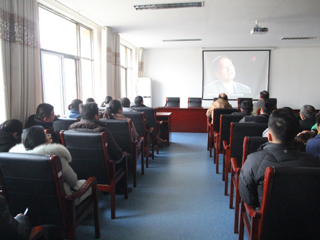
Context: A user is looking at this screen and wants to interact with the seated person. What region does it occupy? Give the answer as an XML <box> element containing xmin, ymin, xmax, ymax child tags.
<box><xmin>299</xmin><ymin>105</ymin><xmax>316</xmax><ymax>131</ymax></box>
<box><xmin>0</xmin><ymin>119</ymin><xmax>23</xmax><ymax>152</ymax></box>
<box><xmin>239</xmin><ymin>109</ymin><xmax>320</xmax><ymax>209</ymax></box>
<box><xmin>67</xmin><ymin>99</ymin><xmax>82</xmax><ymax>119</ymax></box>
<box><xmin>120</xmin><ymin>97</ymin><xmax>136</xmax><ymax>112</ymax></box>
<box><xmin>306</xmin><ymin>113</ymin><xmax>320</xmax><ymax>159</ymax></box>
<box><xmin>239</xmin><ymin>102</ymin><xmax>275</xmax><ymax>124</ymax></box>
<box><xmin>252</xmin><ymin>90</ymin><xmax>269</xmax><ymax>116</ymax></box>
<box><xmin>25</xmin><ymin>103</ymin><xmax>59</xmax><ymax>143</ymax></box>
<box><xmin>86</xmin><ymin>98</ymin><xmax>95</xmax><ymax>103</ymax></box>
<box><xmin>231</xmin><ymin>100</ymin><xmax>253</xmax><ymax>116</ymax></box>
<box><xmin>206</xmin><ymin>93</ymin><xmax>232</xmax><ymax>123</ymax></box>
<box><xmin>103</xmin><ymin>100</ymin><xmax>139</xmax><ymax>141</ymax></box>
<box><xmin>100</xmin><ymin>96</ymin><xmax>112</xmax><ymax>108</ymax></box>
<box><xmin>0</xmin><ymin>194</ymin><xmax>31</xmax><ymax>240</ymax></box>
<box><xmin>10</xmin><ymin>126</ymin><xmax>91</xmax><ymax>205</ymax></box>
<box><xmin>68</xmin><ymin>103</ymin><xmax>131</xmax><ymax>163</ymax></box>
<box><xmin>131</xmin><ymin>96</ymin><xmax>147</xmax><ymax>108</ymax></box>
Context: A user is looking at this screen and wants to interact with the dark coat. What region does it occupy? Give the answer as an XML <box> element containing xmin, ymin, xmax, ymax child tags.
<box><xmin>231</xmin><ymin>110</ymin><xmax>252</xmax><ymax>116</ymax></box>
<box><xmin>0</xmin><ymin>130</ymin><xmax>18</xmax><ymax>152</ymax></box>
<box><xmin>299</xmin><ymin>118</ymin><xmax>316</xmax><ymax>131</ymax></box>
<box><xmin>0</xmin><ymin>195</ymin><xmax>31</xmax><ymax>240</ymax></box>
<box><xmin>68</xmin><ymin>120</ymin><xmax>123</xmax><ymax>160</ymax></box>
<box><xmin>239</xmin><ymin>114</ymin><xmax>269</xmax><ymax>124</ymax></box>
<box><xmin>239</xmin><ymin>142</ymin><xmax>320</xmax><ymax>208</ymax></box>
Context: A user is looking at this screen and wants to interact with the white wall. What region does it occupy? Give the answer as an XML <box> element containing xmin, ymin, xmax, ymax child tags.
<box><xmin>144</xmin><ymin>47</ymin><xmax>320</xmax><ymax>109</ymax></box>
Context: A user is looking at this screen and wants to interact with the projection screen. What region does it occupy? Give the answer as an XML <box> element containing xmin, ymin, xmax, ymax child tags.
<box><xmin>202</xmin><ymin>50</ymin><xmax>270</xmax><ymax>100</ymax></box>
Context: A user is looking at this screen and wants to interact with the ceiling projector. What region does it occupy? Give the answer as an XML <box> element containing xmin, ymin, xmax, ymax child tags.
<box><xmin>250</xmin><ymin>26</ymin><xmax>268</xmax><ymax>34</ymax></box>
<box><xmin>250</xmin><ymin>20</ymin><xmax>268</xmax><ymax>34</ymax></box>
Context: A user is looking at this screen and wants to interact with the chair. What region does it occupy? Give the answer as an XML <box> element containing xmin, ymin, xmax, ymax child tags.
<box><xmin>223</xmin><ymin>122</ymin><xmax>267</xmax><ymax>195</ymax></box>
<box><xmin>134</xmin><ymin>107</ymin><xmax>156</xmax><ymax>159</ymax></box>
<box><xmin>60</xmin><ymin>131</ymin><xmax>128</xmax><ymax>219</ymax></box>
<box><xmin>53</xmin><ymin>118</ymin><xmax>79</xmax><ymax>136</ymax></box>
<box><xmin>188</xmin><ymin>97</ymin><xmax>202</xmax><ymax>108</ymax></box>
<box><xmin>230</xmin><ymin>136</ymin><xmax>268</xmax><ymax>233</ymax></box>
<box><xmin>239</xmin><ymin>166</ymin><xmax>320</xmax><ymax>240</ymax></box>
<box><xmin>123</xmin><ymin>111</ymin><xmax>154</xmax><ymax>168</ymax></box>
<box><xmin>29</xmin><ymin>226</ymin><xmax>49</xmax><ymax>240</ymax></box>
<box><xmin>237</xmin><ymin>98</ymin><xmax>252</xmax><ymax>111</ymax></box>
<box><xmin>0</xmin><ymin>153</ymin><xmax>100</xmax><ymax>240</ymax></box>
<box><xmin>213</xmin><ymin>114</ymin><xmax>243</xmax><ymax>173</ymax></box>
<box><xmin>165</xmin><ymin>97</ymin><xmax>180</xmax><ymax>108</ymax></box>
<box><xmin>100</xmin><ymin>119</ymin><xmax>144</xmax><ymax>187</ymax></box>
<box><xmin>267</xmin><ymin>98</ymin><xmax>277</xmax><ymax>108</ymax></box>
<box><xmin>208</xmin><ymin>108</ymin><xmax>238</xmax><ymax>157</ymax></box>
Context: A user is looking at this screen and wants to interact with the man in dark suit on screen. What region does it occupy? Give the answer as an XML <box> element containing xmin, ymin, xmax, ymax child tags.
<box><xmin>205</xmin><ymin>56</ymin><xmax>251</xmax><ymax>97</ymax></box>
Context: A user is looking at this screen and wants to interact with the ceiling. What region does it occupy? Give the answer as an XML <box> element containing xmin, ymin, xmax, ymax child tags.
<box><xmin>51</xmin><ymin>0</ymin><xmax>320</xmax><ymax>49</ymax></box>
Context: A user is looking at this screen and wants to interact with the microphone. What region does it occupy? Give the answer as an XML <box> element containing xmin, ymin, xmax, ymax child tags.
<box><xmin>164</xmin><ymin>101</ymin><xmax>167</xmax><ymax>108</ymax></box>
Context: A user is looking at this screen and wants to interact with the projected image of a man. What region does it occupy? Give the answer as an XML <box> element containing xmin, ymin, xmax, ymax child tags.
<box><xmin>208</xmin><ymin>56</ymin><xmax>251</xmax><ymax>95</ymax></box>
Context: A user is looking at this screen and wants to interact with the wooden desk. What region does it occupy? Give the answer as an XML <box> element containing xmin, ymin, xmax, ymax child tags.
<box><xmin>156</xmin><ymin>108</ymin><xmax>207</xmax><ymax>133</ymax></box>
<box><xmin>156</xmin><ymin>112</ymin><xmax>172</xmax><ymax>145</ymax></box>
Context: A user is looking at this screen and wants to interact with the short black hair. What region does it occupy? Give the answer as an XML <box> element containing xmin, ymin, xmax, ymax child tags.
<box><xmin>268</xmin><ymin>108</ymin><xmax>300</xmax><ymax>143</ymax></box>
<box><xmin>134</xmin><ymin>96</ymin><xmax>143</xmax><ymax>105</ymax></box>
<box><xmin>0</xmin><ymin>119</ymin><xmax>23</xmax><ymax>138</ymax></box>
<box><xmin>81</xmin><ymin>103</ymin><xmax>99</xmax><ymax>120</ymax></box>
<box><xmin>68</xmin><ymin>99</ymin><xmax>82</xmax><ymax>111</ymax></box>
<box><xmin>262</xmin><ymin>102</ymin><xmax>275</xmax><ymax>115</ymax></box>
<box><xmin>260</xmin><ymin>90</ymin><xmax>269</xmax><ymax>100</ymax></box>
<box><xmin>22</xmin><ymin>126</ymin><xmax>47</xmax><ymax>150</ymax></box>
<box><xmin>218</xmin><ymin>93</ymin><xmax>228</xmax><ymax>101</ymax></box>
<box><xmin>104</xmin><ymin>96</ymin><xmax>112</xmax><ymax>104</ymax></box>
<box><xmin>300</xmin><ymin>105</ymin><xmax>316</xmax><ymax>119</ymax></box>
<box><xmin>86</xmin><ymin>98</ymin><xmax>95</xmax><ymax>103</ymax></box>
<box><xmin>104</xmin><ymin>100</ymin><xmax>122</xmax><ymax>119</ymax></box>
<box><xmin>36</xmin><ymin>103</ymin><xmax>54</xmax><ymax>120</ymax></box>
<box><xmin>316</xmin><ymin>112</ymin><xmax>320</xmax><ymax>126</ymax></box>
<box><xmin>120</xmin><ymin>97</ymin><xmax>131</xmax><ymax>108</ymax></box>
<box><xmin>240</xmin><ymin>100</ymin><xmax>253</xmax><ymax>111</ymax></box>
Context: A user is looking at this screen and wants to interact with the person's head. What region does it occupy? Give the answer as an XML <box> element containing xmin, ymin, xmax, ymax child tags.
<box><xmin>120</xmin><ymin>97</ymin><xmax>131</xmax><ymax>108</ymax></box>
<box><xmin>104</xmin><ymin>96</ymin><xmax>112</xmax><ymax>104</ymax></box>
<box><xmin>134</xmin><ymin>96</ymin><xmax>144</xmax><ymax>105</ymax></box>
<box><xmin>22</xmin><ymin>126</ymin><xmax>50</xmax><ymax>150</ymax></box>
<box><xmin>261</xmin><ymin>102</ymin><xmax>276</xmax><ymax>116</ymax></box>
<box><xmin>68</xmin><ymin>99</ymin><xmax>82</xmax><ymax>111</ymax></box>
<box><xmin>300</xmin><ymin>105</ymin><xmax>316</xmax><ymax>120</ymax></box>
<box><xmin>240</xmin><ymin>100</ymin><xmax>253</xmax><ymax>112</ymax></box>
<box><xmin>213</xmin><ymin>56</ymin><xmax>236</xmax><ymax>83</ymax></box>
<box><xmin>86</xmin><ymin>98</ymin><xmax>95</xmax><ymax>103</ymax></box>
<box><xmin>81</xmin><ymin>103</ymin><xmax>99</xmax><ymax>121</ymax></box>
<box><xmin>0</xmin><ymin>119</ymin><xmax>23</xmax><ymax>140</ymax></box>
<box><xmin>260</xmin><ymin>90</ymin><xmax>269</xmax><ymax>100</ymax></box>
<box><xmin>36</xmin><ymin>103</ymin><xmax>55</xmax><ymax>123</ymax></box>
<box><xmin>268</xmin><ymin>108</ymin><xmax>300</xmax><ymax>144</ymax></box>
<box><xmin>104</xmin><ymin>100</ymin><xmax>122</xmax><ymax>119</ymax></box>
<box><xmin>218</xmin><ymin>93</ymin><xmax>228</xmax><ymax>101</ymax></box>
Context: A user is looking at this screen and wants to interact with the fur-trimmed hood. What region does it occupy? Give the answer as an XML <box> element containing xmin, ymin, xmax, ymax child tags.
<box><xmin>9</xmin><ymin>143</ymin><xmax>72</xmax><ymax>163</ymax></box>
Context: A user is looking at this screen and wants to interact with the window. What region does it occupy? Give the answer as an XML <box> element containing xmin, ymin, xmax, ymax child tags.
<box><xmin>120</xmin><ymin>45</ymin><xmax>133</xmax><ymax>98</ymax></box>
<box><xmin>39</xmin><ymin>6</ymin><xmax>93</xmax><ymax>116</ymax></box>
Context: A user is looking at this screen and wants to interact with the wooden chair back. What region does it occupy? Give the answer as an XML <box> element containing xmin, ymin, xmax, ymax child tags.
<box><xmin>212</xmin><ymin>108</ymin><xmax>238</xmax><ymax>133</ymax></box>
<box><xmin>53</xmin><ymin>118</ymin><xmax>79</xmax><ymax>136</ymax></box>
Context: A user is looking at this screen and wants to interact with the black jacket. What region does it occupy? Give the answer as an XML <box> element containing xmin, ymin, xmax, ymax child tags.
<box><xmin>239</xmin><ymin>142</ymin><xmax>320</xmax><ymax>208</ymax></box>
<box><xmin>25</xmin><ymin>115</ymin><xmax>59</xmax><ymax>143</ymax></box>
<box><xmin>0</xmin><ymin>195</ymin><xmax>31</xmax><ymax>240</ymax></box>
<box><xmin>239</xmin><ymin>114</ymin><xmax>269</xmax><ymax>124</ymax></box>
<box><xmin>0</xmin><ymin>130</ymin><xmax>18</xmax><ymax>152</ymax></box>
<box><xmin>299</xmin><ymin>118</ymin><xmax>316</xmax><ymax>131</ymax></box>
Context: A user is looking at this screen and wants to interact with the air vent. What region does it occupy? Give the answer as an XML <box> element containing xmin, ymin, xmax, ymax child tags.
<box><xmin>163</xmin><ymin>39</ymin><xmax>202</xmax><ymax>42</ymax></box>
<box><xmin>281</xmin><ymin>37</ymin><xmax>320</xmax><ymax>40</ymax></box>
<box><xmin>134</xmin><ymin>2</ymin><xmax>204</xmax><ymax>10</ymax></box>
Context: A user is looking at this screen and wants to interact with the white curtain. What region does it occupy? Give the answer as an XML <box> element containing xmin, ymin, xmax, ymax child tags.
<box><xmin>106</xmin><ymin>27</ymin><xmax>120</xmax><ymax>99</ymax></box>
<box><xmin>0</xmin><ymin>0</ymin><xmax>41</xmax><ymax>124</ymax></box>
<box><xmin>138</xmin><ymin>47</ymin><xmax>144</xmax><ymax>78</ymax></box>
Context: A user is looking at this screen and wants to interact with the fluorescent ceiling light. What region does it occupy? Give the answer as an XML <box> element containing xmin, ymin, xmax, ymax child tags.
<box><xmin>281</xmin><ymin>37</ymin><xmax>320</xmax><ymax>40</ymax></box>
<box><xmin>163</xmin><ymin>39</ymin><xmax>202</xmax><ymax>42</ymax></box>
<box><xmin>134</xmin><ymin>2</ymin><xmax>204</xmax><ymax>10</ymax></box>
